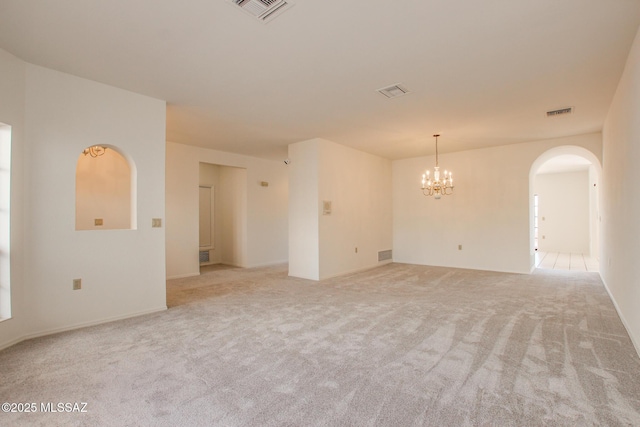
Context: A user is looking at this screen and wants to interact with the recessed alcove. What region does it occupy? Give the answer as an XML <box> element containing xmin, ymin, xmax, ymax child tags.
<box><xmin>76</xmin><ymin>145</ymin><xmax>136</xmax><ymax>230</ymax></box>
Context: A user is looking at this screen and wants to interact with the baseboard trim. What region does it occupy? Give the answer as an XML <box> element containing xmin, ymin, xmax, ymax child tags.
<box><xmin>600</xmin><ymin>274</ymin><xmax>640</xmax><ymax>358</ymax></box>
<box><xmin>247</xmin><ymin>260</ymin><xmax>288</xmax><ymax>269</ymax></box>
<box><xmin>167</xmin><ymin>272</ymin><xmax>199</xmax><ymax>280</ymax></box>
<box><xmin>319</xmin><ymin>261</ymin><xmax>392</xmax><ymax>281</ymax></box>
<box><xmin>0</xmin><ymin>335</ymin><xmax>26</xmax><ymax>352</ymax></box>
<box><xmin>0</xmin><ymin>306</ymin><xmax>167</xmax><ymax>352</ymax></box>
<box><xmin>393</xmin><ymin>260</ymin><xmax>531</xmax><ymax>275</ymax></box>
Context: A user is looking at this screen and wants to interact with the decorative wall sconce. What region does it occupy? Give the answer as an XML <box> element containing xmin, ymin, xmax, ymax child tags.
<box><xmin>83</xmin><ymin>146</ymin><xmax>106</xmax><ymax>157</ymax></box>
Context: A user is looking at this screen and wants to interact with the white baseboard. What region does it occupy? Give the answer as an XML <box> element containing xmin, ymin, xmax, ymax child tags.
<box><xmin>247</xmin><ymin>260</ymin><xmax>288</xmax><ymax>268</ymax></box>
<box><xmin>0</xmin><ymin>306</ymin><xmax>167</xmax><ymax>352</ymax></box>
<box><xmin>0</xmin><ymin>335</ymin><xmax>26</xmax><ymax>352</ymax></box>
<box><xmin>318</xmin><ymin>260</ymin><xmax>393</xmax><ymax>281</ymax></box>
<box><xmin>600</xmin><ymin>274</ymin><xmax>640</xmax><ymax>358</ymax></box>
<box><xmin>167</xmin><ymin>272</ymin><xmax>199</xmax><ymax>280</ymax></box>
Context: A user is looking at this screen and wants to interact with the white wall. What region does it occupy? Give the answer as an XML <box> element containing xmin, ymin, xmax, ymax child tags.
<box><xmin>0</xmin><ymin>53</ymin><xmax>167</xmax><ymax>350</ymax></box>
<box><xmin>601</xmin><ymin>26</ymin><xmax>640</xmax><ymax>354</ymax></box>
<box><xmin>288</xmin><ymin>138</ymin><xmax>392</xmax><ymax>281</ymax></box>
<box><xmin>288</xmin><ymin>140</ymin><xmax>319</xmax><ymax>280</ymax></box>
<box><xmin>534</xmin><ymin>171</ymin><xmax>590</xmax><ymax>254</ymax></box>
<box><xmin>588</xmin><ymin>165</ymin><xmax>600</xmax><ymax>258</ymax></box>
<box><xmin>23</xmin><ymin>64</ymin><xmax>167</xmax><ymax>337</ymax></box>
<box><xmin>166</xmin><ymin>142</ymin><xmax>288</xmax><ymax>279</ymax></box>
<box><xmin>393</xmin><ymin>133</ymin><xmax>602</xmax><ymax>274</ymax></box>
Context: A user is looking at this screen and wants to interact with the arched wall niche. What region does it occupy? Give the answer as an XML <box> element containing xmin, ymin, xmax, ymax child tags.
<box><xmin>75</xmin><ymin>144</ymin><xmax>137</xmax><ymax>230</ymax></box>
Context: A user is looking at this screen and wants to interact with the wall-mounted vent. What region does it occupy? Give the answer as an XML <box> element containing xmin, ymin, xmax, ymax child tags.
<box><xmin>546</xmin><ymin>107</ymin><xmax>573</xmax><ymax>117</ymax></box>
<box><xmin>378</xmin><ymin>249</ymin><xmax>392</xmax><ymax>262</ymax></box>
<box><xmin>377</xmin><ymin>84</ymin><xmax>410</xmax><ymax>99</ymax></box>
<box><xmin>228</xmin><ymin>0</ymin><xmax>294</xmax><ymax>23</ymax></box>
<box><xmin>199</xmin><ymin>250</ymin><xmax>210</xmax><ymax>264</ymax></box>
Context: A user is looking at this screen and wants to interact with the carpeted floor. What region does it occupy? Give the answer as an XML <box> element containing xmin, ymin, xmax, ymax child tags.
<box><xmin>1</xmin><ymin>263</ymin><xmax>639</xmax><ymax>426</ymax></box>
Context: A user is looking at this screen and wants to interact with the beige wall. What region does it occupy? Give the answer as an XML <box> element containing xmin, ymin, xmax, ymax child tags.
<box><xmin>166</xmin><ymin>142</ymin><xmax>288</xmax><ymax>279</ymax></box>
<box><xmin>288</xmin><ymin>138</ymin><xmax>393</xmax><ymax>281</ymax></box>
<box><xmin>602</xmin><ymin>26</ymin><xmax>640</xmax><ymax>354</ymax></box>
<box><xmin>287</xmin><ymin>140</ymin><xmax>320</xmax><ymax>280</ymax></box>
<box><xmin>76</xmin><ymin>148</ymin><xmax>132</xmax><ymax>230</ymax></box>
<box><xmin>198</xmin><ymin>162</ymin><xmax>248</xmax><ymax>268</ymax></box>
<box><xmin>392</xmin><ymin>133</ymin><xmax>602</xmax><ymax>274</ymax></box>
<box><xmin>218</xmin><ymin>166</ymin><xmax>248</xmax><ymax>267</ymax></box>
<box><xmin>0</xmin><ymin>53</ymin><xmax>167</xmax><ymax>350</ymax></box>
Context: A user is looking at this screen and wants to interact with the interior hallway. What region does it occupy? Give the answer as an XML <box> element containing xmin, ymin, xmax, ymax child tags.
<box><xmin>535</xmin><ymin>251</ymin><xmax>599</xmax><ymax>272</ymax></box>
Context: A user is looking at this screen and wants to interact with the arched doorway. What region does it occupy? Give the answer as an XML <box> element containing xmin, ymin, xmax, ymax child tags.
<box><xmin>529</xmin><ymin>146</ymin><xmax>601</xmax><ymax>271</ymax></box>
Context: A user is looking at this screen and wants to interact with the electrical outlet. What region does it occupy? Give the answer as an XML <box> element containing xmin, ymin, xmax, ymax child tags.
<box><xmin>152</xmin><ymin>218</ymin><xmax>162</xmax><ymax>228</ymax></box>
<box><xmin>458</xmin><ymin>244</ymin><xmax>462</xmax><ymax>250</ymax></box>
<box><xmin>355</xmin><ymin>247</ymin><xmax>358</xmax><ymax>253</ymax></box>
<box><xmin>73</xmin><ymin>279</ymin><xmax>82</xmax><ymax>290</ymax></box>
<box><xmin>94</xmin><ymin>218</ymin><xmax>103</xmax><ymax>226</ymax></box>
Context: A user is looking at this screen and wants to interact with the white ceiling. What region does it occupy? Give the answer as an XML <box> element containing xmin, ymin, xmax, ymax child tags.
<box><xmin>0</xmin><ymin>0</ymin><xmax>639</xmax><ymax>161</ymax></box>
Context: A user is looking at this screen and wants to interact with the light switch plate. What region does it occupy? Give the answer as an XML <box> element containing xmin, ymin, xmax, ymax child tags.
<box><xmin>152</xmin><ymin>218</ymin><xmax>162</xmax><ymax>228</ymax></box>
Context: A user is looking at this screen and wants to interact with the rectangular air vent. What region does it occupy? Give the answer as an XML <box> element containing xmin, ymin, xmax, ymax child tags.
<box><xmin>546</xmin><ymin>107</ymin><xmax>573</xmax><ymax>117</ymax></box>
<box><xmin>199</xmin><ymin>250</ymin><xmax>210</xmax><ymax>264</ymax></box>
<box><xmin>378</xmin><ymin>250</ymin><xmax>392</xmax><ymax>262</ymax></box>
<box><xmin>229</xmin><ymin>0</ymin><xmax>294</xmax><ymax>23</ymax></box>
<box><xmin>377</xmin><ymin>84</ymin><xmax>409</xmax><ymax>99</ymax></box>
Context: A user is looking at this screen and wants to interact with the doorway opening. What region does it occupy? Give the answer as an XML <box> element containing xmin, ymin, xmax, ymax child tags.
<box><xmin>199</xmin><ymin>162</ymin><xmax>247</xmax><ymax>270</ymax></box>
<box><xmin>529</xmin><ymin>146</ymin><xmax>601</xmax><ymax>272</ymax></box>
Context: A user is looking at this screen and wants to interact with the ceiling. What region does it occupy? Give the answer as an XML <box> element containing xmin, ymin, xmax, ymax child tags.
<box><xmin>0</xmin><ymin>1</ymin><xmax>639</xmax><ymax>161</ymax></box>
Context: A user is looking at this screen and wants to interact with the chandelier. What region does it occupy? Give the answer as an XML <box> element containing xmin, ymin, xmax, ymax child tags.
<box><xmin>83</xmin><ymin>146</ymin><xmax>106</xmax><ymax>157</ymax></box>
<box><xmin>421</xmin><ymin>134</ymin><xmax>453</xmax><ymax>199</ymax></box>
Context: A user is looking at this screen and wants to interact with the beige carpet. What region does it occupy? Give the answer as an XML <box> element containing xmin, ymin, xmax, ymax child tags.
<box><xmin>1</xmin><ymin>263</ymin><xmax>640</xmax><ymax>426</ymax></box>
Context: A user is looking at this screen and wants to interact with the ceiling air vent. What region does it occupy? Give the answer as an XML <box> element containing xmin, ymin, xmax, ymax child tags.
<box><xmin>546</xmin><ymin>107</ymin><xmax>573</xmax><ymax>117</ymax></box>
<box><xmin>228</xmin><ymin>0</ymin><xmax>294</xmax><ymax>23</ymax></box>
<box><xmin>377</xmin><ymin>84</ymin><xmax>410</xmax><ymax>99</ymax></box>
